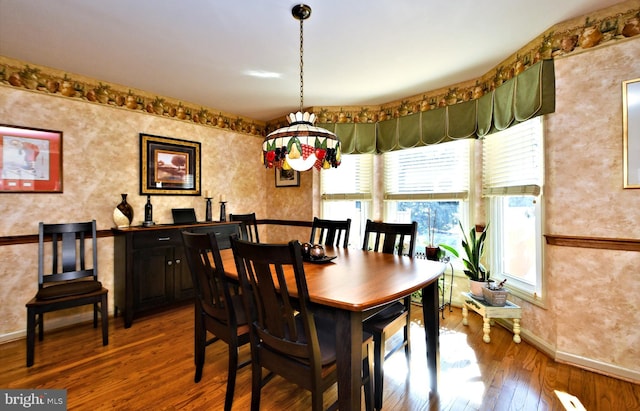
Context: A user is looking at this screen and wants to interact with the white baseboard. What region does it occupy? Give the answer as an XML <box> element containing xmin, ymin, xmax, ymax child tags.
<box><xmin>451</xmin><ymin>305</ymin><xmax>640</xmax><ymax>384</ymax></box>
<box><xmin>0</xmin><ymin>312</ymin><xmax>99</xmax><ymax>344</ymax></box>
<box><xmin>556</xmin><ymin>350</ymin><xmax>640</xmax><ymax>384</ymax></box>
<box><xmin>0</xmin><ymin>330</ymin><xmax>25</xmax><ymax>344</ymax></box>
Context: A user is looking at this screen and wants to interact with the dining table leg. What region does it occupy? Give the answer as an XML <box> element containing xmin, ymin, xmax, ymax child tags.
<box><xmin>335</xmin><ymin>308</ymin><xmax>363</xmax><ymax>410</ymax></box>
<box><xmin>422</xmin><ymin>279</ymin><xmax>440</xmax><ymax>395</ymax></box>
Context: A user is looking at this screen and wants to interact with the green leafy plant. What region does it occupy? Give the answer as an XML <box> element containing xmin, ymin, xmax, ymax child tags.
<box><xmin>440</xmin><ymin>222</ymin><xmax>489</xmax><ymax>282</ymax></box>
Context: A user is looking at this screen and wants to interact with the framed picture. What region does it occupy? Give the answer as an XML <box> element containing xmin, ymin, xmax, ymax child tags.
<box><xmin>140</xmin><ymin>133</ymin><xmax>201</xmax><ymax>195</ymax></box>
<box><xmin>275</xmin><ymin>168</ymin><xmax>300</xmax><ymax>187</ymax></box>
<box><xmin>0</xmin><ymin>124</ymin><xmax>63</xmax><ymax>193</ymax></box>
<box><xmin>624</xmin><ymin>78</ymin><xmax>640</xmax><ymax>188</ymax></box>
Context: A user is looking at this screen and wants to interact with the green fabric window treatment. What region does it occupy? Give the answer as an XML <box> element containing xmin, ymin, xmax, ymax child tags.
<box><xmin>319</xmin><ymin>59</ymin><xmax>554</xmax><ymax>154</ymax></box>
<box><xmin>319</xmin><ymin>122</ymin><xmax>377</xmax><ymax>154</ymax></box>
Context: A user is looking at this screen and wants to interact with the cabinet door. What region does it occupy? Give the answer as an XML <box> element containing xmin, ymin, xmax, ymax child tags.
<box><xmin>173</xmin><ymin>246</ymin><xmax>194</xmax><ymax>301</ymax></box>
<box><xmin>133</xmin><ymin>247</ymin><xmax>173</xmax><ymax>310</ymax></box>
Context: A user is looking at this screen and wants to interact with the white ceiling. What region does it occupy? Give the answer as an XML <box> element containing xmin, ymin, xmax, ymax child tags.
<box><xmin>0</xmin><ymin>0</ymin><xmax>624</xmax><ymax>122</ymax></box>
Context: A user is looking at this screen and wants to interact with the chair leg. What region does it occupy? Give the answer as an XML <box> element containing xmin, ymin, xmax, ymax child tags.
<box><xmin>225</xmin><ymin>345</ymin><xmax>239</xmax><ymax>411</ymax></box>
<box><xmin>93</xmin><ymin>302</ymin><xmax>99</xmax><ymax>328</ymax></box>
<box><xmin>37</xmin><ymin>312</ymin><xmax>44</xmax><ymax>341</ymax></box>
<box><xmin>101</xmin><ymin>295</ymin><xmax>109</xmax><ymax>346</ymax></box>
<box><xmin>250</xmin><ymin>362</ymin><xmax>262</xmax><ymax>411</ymax></box>
<box><xmin>373</xmin><ymin>333</ymin><xmax>385</xmax><ymax>410</ymax></box>
<box><xmin>26</xmin><ymin>308</ymin><xmax>36</xmax><ymax>367</ymax></box>
<box><xmin>363</xmin><ymin>341</ymin><xmax>374</xmax><ymax>411</ymax></box>
<box><xmin>311</xmin><ymin>389</ymin><xmax>323</xmax><ymax>411</ymax></box>
<box><xmin>404</xmin><ymin>327</ymin><xmax>411</xmax><ymax>359</ymax></box>
<box><xmin>404</xmin><ymin>301</ymin><xmax>411</xmax><ymax>358</ymax></box>
<box><xmin>194</xmin><ymin>317</ymin><xmax>205</xmax><ymax>383</ymax></box>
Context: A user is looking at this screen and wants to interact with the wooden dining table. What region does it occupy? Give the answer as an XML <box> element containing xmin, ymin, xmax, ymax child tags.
<box><xmin>220</xmin><ymin>245</ymin><xmax>446</xmax><ymax>410</ymax></box>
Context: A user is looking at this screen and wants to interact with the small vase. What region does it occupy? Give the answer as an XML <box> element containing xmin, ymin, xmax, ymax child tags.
<box><xmin>113</xmin><ymin>193</ymin><xmax>134</xmax><ymax>227</ymax></box>
<box><xmin>425</xmin><ymin>246</ymin><xmax>440</xmax><ymax>261</ymax></box>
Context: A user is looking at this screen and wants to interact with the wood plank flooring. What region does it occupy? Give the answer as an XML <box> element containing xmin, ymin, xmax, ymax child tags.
<box><xmin>1</xmin><ymin>304</ymin><xmax>639</xmax><ymax>410</ymax></box>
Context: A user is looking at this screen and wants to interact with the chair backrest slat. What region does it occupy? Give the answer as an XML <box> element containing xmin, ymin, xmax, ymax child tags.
<box><xmin>309</xmin><ymin>217</ymin><xmax>351</xmax><ymax>248</ymax></box>
<box><xmin>362</xmin><ymin>219</ymin><xmax>418</xmax><ymax>257</ymax></box>
<box><xmin>62</xmin><ymin>231</ymin><xmax>79</xmax><ymax>273</ymax></box>
<box><xmin>229</xmin><ymin>213</ymin><xmax>260</xmax><ymax>243</ymax></box>
<box><xmin>182</xmin><ymin>231</ymin><xmax>236</xmax><ymax>326</ymax></box>
<box><xmin>38</xmin><ymin>221</ymin><xmax>98</xmax><ymax>286</ymax></box>
<box><xmin>231</xmin><ymin>237</ymin><xmax>320</xmax><ymax>362</ymax></box>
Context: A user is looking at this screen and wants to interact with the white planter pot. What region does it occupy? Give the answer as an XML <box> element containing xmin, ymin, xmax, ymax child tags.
<box><xmin>469</xmin><ymin>279</ymin><xmax>486</xmax><ymax>298</ymax></box>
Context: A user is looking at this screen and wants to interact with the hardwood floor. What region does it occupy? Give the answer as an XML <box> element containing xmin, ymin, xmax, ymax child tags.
<box><xmin>2</xmin><ymin>304</ymin><xmax>639</xmax><ymax>410</ymax></box>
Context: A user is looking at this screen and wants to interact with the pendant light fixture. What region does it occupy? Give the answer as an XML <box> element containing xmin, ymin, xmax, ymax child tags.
<box><xmin>262</xmin><ymin>4</ymin><xmax>341</xmax><ymax>171</ymax></box>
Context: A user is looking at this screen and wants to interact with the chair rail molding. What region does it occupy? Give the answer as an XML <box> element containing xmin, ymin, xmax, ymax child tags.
<box><xmin>545</xmin><ymin>234</ymin><xmax>640</xmax><ymax>252</ymax></box>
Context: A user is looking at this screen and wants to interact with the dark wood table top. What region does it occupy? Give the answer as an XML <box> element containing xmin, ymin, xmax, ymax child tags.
<box><xmin>219</xmin><ymin>246</ymin><xmax>446</xmax><ymax>312</ymax></box>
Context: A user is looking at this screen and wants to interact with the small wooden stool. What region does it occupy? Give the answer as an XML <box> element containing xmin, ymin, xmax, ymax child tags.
<box><xmin>462</xmin><ymin>292</ymin><xmax>521</xmax><ymax>343</ymax></box>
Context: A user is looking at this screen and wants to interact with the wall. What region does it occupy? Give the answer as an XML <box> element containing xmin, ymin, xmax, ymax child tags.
<box><xmin>0</xmin><ymin>87</ymin><xmax>274</xmax><ymax>339</ymax></box>
<box><xmin>541</xmin><ymin>37</ymin><xmax>640</xmax><ymax>380</ymax></box>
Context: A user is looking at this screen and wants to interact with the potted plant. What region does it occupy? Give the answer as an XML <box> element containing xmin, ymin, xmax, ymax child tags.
<box><xmin>482</xmin><ymin>278</ymin><xmax>509</xmax><ymax>306</ymax></box>
<box><xmin>441</xmin><ymin>222</ymin><xmax>489</xmax><ymax>298</ymax></box>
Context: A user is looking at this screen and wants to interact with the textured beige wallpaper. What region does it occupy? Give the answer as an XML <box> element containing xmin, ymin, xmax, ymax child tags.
<box><xmin>542</xmin><ymin>37</ymin><xmax>640</xmax><ymax>375</ymax></box>
<box><xmin>0</xmin><ymin>87</ymin><xmax>272</xmax><ymax>338</ymax></box>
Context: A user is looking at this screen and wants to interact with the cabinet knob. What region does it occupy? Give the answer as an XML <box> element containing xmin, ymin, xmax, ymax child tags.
<box><xmin>175</xmin><ymin>259</ymin><xmax>181</xmax><ymax>264</ymax></box>
<box><xmin>167</xmin><ymin>261</ymin><xmax>173</xmax><ymax>266</ymax></box>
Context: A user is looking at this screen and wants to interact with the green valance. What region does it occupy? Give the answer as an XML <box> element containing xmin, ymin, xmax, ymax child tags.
<box><xmin>493</xmin><ymin>77</ymin><xmax>516</xmax><ymax>131</ymax></box>
<box><xmin>514</xmin><ymin>58</ymin><xmax>556</xmax><ymax>122</ymax></box>
<box><xmin>321</xmin><ymin>59</ymin><xmax>555</xmax><ymax>154</ymax></box>
<box><xmin>476</xmin><ymin>92</ymin><xmax>494</xmax><ymax>137</ymax></box>
<box><xmin>447</xmin><ymin>99</ymin><xmax>477</xmax><ymax>139</ymax></box>
<box><xmin>318</xmin><ymin>122</ymin><xmax>377</xmax><ymax>154</ymax></box>
<box><xmin>422</xmin><ymin>107</ymin><xmax>448</xmax><ymax>144</ymax></box>
<box><xmin>375</xmin><ymin>107</ymin><xmax>451</xmax><ymax>153</ymax></box>
<box><xmin>376</xmin><ymin>118</ymin><xmax>400</xmax><ymax>152</ymax></box>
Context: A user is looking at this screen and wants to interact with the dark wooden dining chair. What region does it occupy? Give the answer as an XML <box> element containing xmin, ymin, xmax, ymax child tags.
<box><xmin>309</xmin><ymin>217</ymin><xmax>351</xmax><ymax>248</ymax></box>
<box><xmin>181</xmin><ymin>231</ymin><xmax>250</xmax><ymax>411</ymax></box>
<box><xmin>361</xmin><ymin>219</ymin><xmax>418</xmax><ymax>410</ymax></box>
<box><xmin>230</xmin><ymin>237</ymin><xmax>374</xmax><ymax>411</ymax></box>
<box><xmin>229</xmin><ymin>212</ymin><xmax>260</xmax><ymax>243</ymax></box>
<box><xmin>25</xmin><ymin>220</ymin><xmax>108</xmax><ymax>367</ymax></box>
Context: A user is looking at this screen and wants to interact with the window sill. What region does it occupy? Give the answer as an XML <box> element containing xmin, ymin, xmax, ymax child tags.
<box><xmin>503</xmin><ymin>286</ymin><xmax>547</xmax><ymax>309</ymax></box>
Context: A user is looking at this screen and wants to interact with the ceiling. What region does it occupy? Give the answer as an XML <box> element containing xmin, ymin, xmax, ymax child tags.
<box><xmin>0</xmin><ymin>0</ymin><xmax>624</xmax><ymax>122</ymax></box>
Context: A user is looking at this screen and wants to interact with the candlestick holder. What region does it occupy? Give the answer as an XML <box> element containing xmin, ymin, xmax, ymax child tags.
<box><xmin>205</xmin><ymin>197</ymin><xmax>212</xmax><ymax>222</ymax></box>
<box><xmin>219</xmin><ymin>201</ymin><xmax>227</xmax><ymax>222</ymax></box>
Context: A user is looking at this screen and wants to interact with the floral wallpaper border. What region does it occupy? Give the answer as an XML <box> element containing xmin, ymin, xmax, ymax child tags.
<box><xmin>1</xmin><ymin>2</ymin><xmax>638</xmax><ymax>136</ymax></box>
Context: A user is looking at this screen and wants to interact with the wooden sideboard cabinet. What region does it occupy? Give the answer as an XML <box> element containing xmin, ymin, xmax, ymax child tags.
<box><xmin>112</xmin><ymin>222</ymin><xmax>240</xmax><ymax>328</ymax></box>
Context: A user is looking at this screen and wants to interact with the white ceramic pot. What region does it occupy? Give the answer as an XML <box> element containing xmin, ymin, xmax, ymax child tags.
<box><xmin>469</xmin><ymin>279</ymin><xmax>486</xmax><ymax>298</ymax></box>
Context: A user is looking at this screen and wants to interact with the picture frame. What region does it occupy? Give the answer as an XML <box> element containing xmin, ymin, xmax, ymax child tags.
<box><xmin>140</xmin><ymin>133</ymin><xmax>201</xmax><ymax>195</ymax></box>
<box><xmin>623</xmin><ymin>78</ymin><xmax>640</xmax><ymax>188</ymax></box>
<box><xmin>275</xmin><ymin>168</ymin><xmax>300</xmax><ymax>187</ymax></box>
<box><xmin>0</xmin><ymin>124</ymin><xmax>63</xmax><ymax>193</ymax></box>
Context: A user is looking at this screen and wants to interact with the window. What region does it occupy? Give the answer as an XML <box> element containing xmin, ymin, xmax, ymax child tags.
<box><xmin>321</xmin><ymin>154</ymin><xmax>373</xmax><ymax>247</ymax></box>
<box><xmin>483</xmin><ymin>117</ymin><xmax>544</xmax><ymax>300</ymax></box>
<box><xmin>383</xmin><ymin>139</ymin><xmax>471</xmax><ymax>252</ymax></box>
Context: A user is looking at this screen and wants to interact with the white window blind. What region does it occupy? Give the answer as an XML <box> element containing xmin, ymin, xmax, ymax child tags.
<box><xmin>482</xmin><ymin>117</ymin><xmax>544</xmax><ymax>196</ymax></box>
<box><xmin>383</xmin><ymin>139</ymin><xmax>470</xmax><ymax>200</ymax></box>
<box><xmin>321</xmin><ymin>154</ymin><xmax>373</xmax><ymax>200</ymax></box>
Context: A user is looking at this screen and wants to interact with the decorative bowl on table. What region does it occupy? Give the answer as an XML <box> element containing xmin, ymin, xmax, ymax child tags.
<box><xmin>310</xmin><ymin>244</ymin><xmax>325</xmax><ymax>259</ymax></box>
<box><xmin>302</xmin><ymin>243</ymin><xmax>337</xmax><ymax>263</ymax></box>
